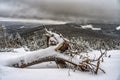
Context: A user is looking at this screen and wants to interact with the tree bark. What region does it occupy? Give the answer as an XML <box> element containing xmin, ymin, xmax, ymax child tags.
<box><xmin>12</xmin><ymin>56</ymin><xmax>78</xmax><ymax>68</ymax></box>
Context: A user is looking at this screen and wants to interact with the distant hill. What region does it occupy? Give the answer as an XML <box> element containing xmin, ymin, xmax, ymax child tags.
<box><xmin>0</xmin><ymin>22</ymin><xmax>120</xmax><ymax>50</ymax></box>
<box><xmin>8</xmin><ymin>23</ymin><xmax>119</xmax><ymax>40</ymax></box>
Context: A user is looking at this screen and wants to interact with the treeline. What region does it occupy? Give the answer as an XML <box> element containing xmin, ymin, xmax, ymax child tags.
<box><xmin>0</xmin><ymin>31</ymin><xmax>120</xmax><ymax>52</ymax></box>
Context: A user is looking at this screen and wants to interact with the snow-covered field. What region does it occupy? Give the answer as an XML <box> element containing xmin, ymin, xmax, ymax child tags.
<box><xmin>0</xmin><ymin>48</ymin><xmax>120</xmax><ymax>80</ymax></box>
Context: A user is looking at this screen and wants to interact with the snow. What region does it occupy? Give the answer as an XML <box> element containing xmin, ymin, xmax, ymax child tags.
<box><xmin>20</xmin><ymin>26</ymin><xmax>24</xmax><ymax>28</ymax></box>
<box><xmin>13</xmin><ymin>47</ymin><xmax>28</xmax><ymax>53</ymax></box>
<box><xmin>0</xmin><ymin>48</ymin><xmax>120</xmax><ymax>80</ymax></box>
<box><xmin>81</xmin><ymin>25</ymin><xmax>101</xmax><ymax>30</ymax></box>
<box><xmin>116</xmin><ymin>26</ymin><xmax>120</xmax><ymax>30</ymax></box>
<box><xmin>45</xmin><ymin>28</ymin><xmax>64</xmax><ymax>46</ymax></box>
<box><xmin>0</xmin><ymin>30</ymin><xmax>120</xmax><ymax>80</ymax></box>
<box><xmin>5</xmin><ymin>46</ymin><xmax>80</xmax><ymax>68</ymax></box>
<box><xmin>92</xmin><ymin>28</ymin><xmax>101</xmax><ymax>30</ymax></box>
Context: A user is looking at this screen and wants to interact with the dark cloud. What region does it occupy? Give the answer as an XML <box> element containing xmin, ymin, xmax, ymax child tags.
<box><xmin>0</xmin><ymin>0</ymin><xmax>120</xmax><ymax>23</ymax></box>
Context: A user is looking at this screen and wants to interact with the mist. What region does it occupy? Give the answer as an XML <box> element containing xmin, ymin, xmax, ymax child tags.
<box><xmin>0</xmin><ymin>0</ymin><xmax>120</xmax><ymax>23</ymax></box>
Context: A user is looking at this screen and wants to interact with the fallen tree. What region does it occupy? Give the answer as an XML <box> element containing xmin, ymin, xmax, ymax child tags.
<box><xmin>7</xmin><ymin>29</ymin><xmax>106</xmax><ymax>74</ymax></box>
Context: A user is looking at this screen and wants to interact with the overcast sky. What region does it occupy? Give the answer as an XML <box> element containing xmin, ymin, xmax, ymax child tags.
<box><xmin>0</xmin><ymin>0</ymin><xmax>120</xmax><ymax>23</ymax></box>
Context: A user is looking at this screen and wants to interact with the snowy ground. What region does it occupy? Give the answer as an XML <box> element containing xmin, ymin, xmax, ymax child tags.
<box><xmin>0</xmin><ymin>48</ymin><xmax>120</xmax><ymax>80</ymax></box>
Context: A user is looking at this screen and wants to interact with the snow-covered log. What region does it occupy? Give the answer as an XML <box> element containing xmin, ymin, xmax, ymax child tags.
<box><xmin>7</xmin><ymin>29</ymin><xmax>73</xmax><ymax>68</ymax></box>
<box><xmin>6</xmin><ymin>29</ymin><xmax>105</xmax><ymax>74</ymax></box>
<box><xmin>8</xmin><ymin>46</ymin><xmax>80</xmax><ymax>68</ymax></box>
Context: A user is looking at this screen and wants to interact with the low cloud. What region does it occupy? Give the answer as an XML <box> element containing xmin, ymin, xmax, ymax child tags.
<box><xmin>0</xmin><ymin>0</ymin><xmax>120</xmax><ymax>23</ymax></box>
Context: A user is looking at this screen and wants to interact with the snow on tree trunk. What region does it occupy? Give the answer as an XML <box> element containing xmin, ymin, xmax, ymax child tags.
<box><xmin>6</xmin><ymin>29</ymin><xmax>106</xmax><ymax>74</ymax></box>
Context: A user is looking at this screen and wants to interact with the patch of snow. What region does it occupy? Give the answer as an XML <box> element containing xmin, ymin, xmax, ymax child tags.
<box><xmin>81</xmin><ymin>25</ymin><xmax>101</xmax><ymax>30</ymax></box>
<box><xmin>92</xmin><ymin>28</ymin><xmax>101</xmax><ymax>30</ymax></box>
<box><xmin>81</xmin><ymin>25</ymin><xmax>93</xmax><ymax>29</ymax></box>
<box><xmin>20</xmin><ymin>26</ymin><xmax>24</xmax><ymax>28</ymax></box>
<box><xmin>13</xmin><ymin>47</ymin><xmax>28</xmax><ymax>53</ymax></box>
<box><xmin>45</xmin><ymin>28</ymin><xmax>64</xmax><ymax>46</ymax></box>
<box><xmin>116</xmin><ymin>26</ymin><xmax>120</xmax><ymax>30</ymax></box>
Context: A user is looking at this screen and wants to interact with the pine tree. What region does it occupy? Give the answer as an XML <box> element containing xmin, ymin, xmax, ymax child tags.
<box><xmin>7</xmin><ymin>34</ymin><xmax>14</xmax><ymax>47</ymax></box>
<box><xmin>14</xmin><ymin>32</ymin><xmax>22</xmax><ymax>47</ymax></box>
<box><xmin>1</xmin><ymin>25</ymin><xmax>7</xmax><ymax>48</ymax></box>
